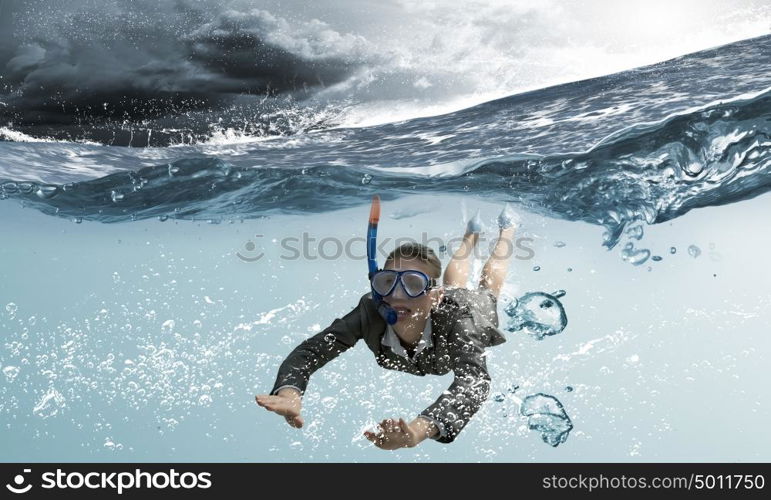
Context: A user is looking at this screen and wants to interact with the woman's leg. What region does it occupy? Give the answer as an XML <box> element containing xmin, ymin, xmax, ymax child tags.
<box><xmin>479</xmin><ymin>225</ymin><xmax>516</xmax><ymax>298</ymax></box>
<box><xmin>443</xmin><ymin>231</ymin><xmax>479</xmax><ymax>288</ymax></box>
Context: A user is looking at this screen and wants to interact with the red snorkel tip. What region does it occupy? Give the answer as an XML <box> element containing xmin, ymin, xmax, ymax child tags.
<box><xmin>369</xmin><ymin>194</ymin><xmax>381</xmax><ymax>225</ymax></box>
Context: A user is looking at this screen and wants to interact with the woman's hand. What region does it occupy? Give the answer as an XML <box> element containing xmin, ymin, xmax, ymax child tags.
<box><xmin>255</xmin><ymin>388</ymin><xmax>304</xmax><ymax>428</ymax></box>
<box><xmin>364</xmin><ymin>417</ymin><xmax>426</xmax><ymax>450</ymax></box>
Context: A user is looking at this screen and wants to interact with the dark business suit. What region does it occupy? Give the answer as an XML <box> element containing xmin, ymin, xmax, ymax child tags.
<box><xmin>270</xmin><ymin>287</ymin><xmax>507</xmax><ymax>443</ymax></box>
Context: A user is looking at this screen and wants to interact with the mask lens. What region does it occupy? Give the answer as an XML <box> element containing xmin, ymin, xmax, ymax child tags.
<box><xmin>402</xmin><ymin>272</ymin><xmax>429</xmax><ymax>296</ymax></box>
<box><xmin>372</xmin><ymin>271</ymin><xmax>397</xmax><ymax>295</ymax></box>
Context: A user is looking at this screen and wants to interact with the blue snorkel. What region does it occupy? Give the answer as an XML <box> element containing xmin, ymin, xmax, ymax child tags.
<box><xmin>367</xmin><ymin>195</ymin><xmax>398</xmax><ymax>325</ymax></box>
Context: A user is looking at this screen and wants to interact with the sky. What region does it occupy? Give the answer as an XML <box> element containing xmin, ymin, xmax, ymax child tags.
<box><xmin>0</xmin><ymin>0</ymin><xmax>769</xmax><ymax>128</ymax></box>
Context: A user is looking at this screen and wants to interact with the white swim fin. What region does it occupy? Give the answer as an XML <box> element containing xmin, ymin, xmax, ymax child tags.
<box><xmin>497</xmin><ymin>202</ymin><xmax>520</xmax><ymax>229</ymax></box>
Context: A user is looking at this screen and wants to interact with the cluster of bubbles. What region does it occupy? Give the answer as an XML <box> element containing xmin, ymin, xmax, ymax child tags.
<box><xmin>614</xmin><ymin>222</ymin><xmax>720</xmax><ymax>272</ymax></box>
<box><xmin>0</xmin><ymin>250</ymin><xmax>321</xmax><ymax>456</ymax></box>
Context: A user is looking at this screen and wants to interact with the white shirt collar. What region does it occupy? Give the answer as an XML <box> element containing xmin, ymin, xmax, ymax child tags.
<box><xmin>381</xmin><ymin>314</ymin><xmax>433</xmax><ymax>362</ymax></box>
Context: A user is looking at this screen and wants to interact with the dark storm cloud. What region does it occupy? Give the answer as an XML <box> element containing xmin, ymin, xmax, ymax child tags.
<box><xmin>185</xmin><ymin>10</ymin><xmax>363</xmax><ymax>91</ymax></box>
<box><xmin>0</xmin><ymin>1</ymin><xmax>371</xmax><ymax>130</ymax></box>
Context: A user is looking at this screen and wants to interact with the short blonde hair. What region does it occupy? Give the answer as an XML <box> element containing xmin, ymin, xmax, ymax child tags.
<box><xmin>385</xmin><ymin>242</ymin><xmax>442</xmax><ymax>279</ymax></box>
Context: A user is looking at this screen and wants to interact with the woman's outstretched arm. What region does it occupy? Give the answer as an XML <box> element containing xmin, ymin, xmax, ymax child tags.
<box><xmin>255</xmin><ymin>294</ymin><xmax>367</xmax><ymax>427</ymax></box>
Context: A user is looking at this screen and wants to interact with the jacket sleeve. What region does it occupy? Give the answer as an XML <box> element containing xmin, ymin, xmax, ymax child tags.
<box><xmin>269</xmin><ymin>294</ymin><xmax>366</xmax><ymax>396</ymax></box>
<box><xmin>419</xmin><ymin>317</ymin><xmax>492</xmax><ymax>443</ymax></box>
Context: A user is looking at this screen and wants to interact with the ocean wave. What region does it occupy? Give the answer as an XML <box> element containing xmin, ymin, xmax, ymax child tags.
<box><xmin>0</xmin><ymin>97</ymin><xmax>349</xmax><ymax>148</ymax></box>
<box><xmin>2</xmin><ymin>34</ymin><xmax>769</xmax><ymax>190</ymax></box>
<box><xmin>2</xmin><ymin>88</ymin><xmax>768</xmax><ymax>252</ymax></box>
<box><xmin>466</xmin><ymin>89</ymin><xmax>771</xmax><ymax>248</ymax></box>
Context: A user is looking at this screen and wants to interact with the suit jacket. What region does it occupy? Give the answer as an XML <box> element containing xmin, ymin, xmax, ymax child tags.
<box><xmin>269</xmin><ymin>287</ymin><xmax>507</xmax><ymax>443</ymax></box>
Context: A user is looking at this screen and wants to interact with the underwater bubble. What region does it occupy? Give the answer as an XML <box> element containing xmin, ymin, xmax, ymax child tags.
<box><xmin>161</xmin><ymin>319</ymin><xmax>175</xmax><ymax>331</ymax></box>
<box><xmin>168</xmin><ymin>164</ymin><xmax>180</xmax><ymax>176</ymax></box>
<box><xmin>3</xmin><ymin>365</ymin><xmax>20</xmax><ymax>382</ymax></box>
<box><xmin>567</xmin><ymin>267</ymin><xmax>572</xmax><ymax>272</ymax></box>
<box><xmin>61</xmin><ymin>363</ymin><xmax>80</xmax><ymax>382</ymax></box>
<box><xmin>565</xmin><ymin>386</ymin><xmax>574</xmax><ymax>393</ymax></box>
<box><xmin>505</xmin><ymin>291</ymin><xmax>568</xmax><ymax>340</ymax></box>
<box><xmin>554</xmin><ymin>241</ymin><xmax>566</xmax><ymax>248</ymax></box>
<box><xmin>651</xmin><ymin>255</ymin><xmax>663</xmax><ymax>262</ymax></box>
<box><xmin>688</xmin><ymin>245</ymin><xmax>702</xmax><ymax>258</ymax></box>
<box><xmin>73</xmin><ymin>217</ymin><xmax>83</xmax><ymax>224</ymax></box>
<box><xmin>532</xmin><ymin>266</ymin><xmax>541</xmax><ymax>271</ymax></box>
<box><xmin>361</xmin><ymin>174</ymin><xmax>373</xmax><ymax>185</ymax></box>
<box><xmin>508</xmin><ymin>385</ymin><xmax>520</xmax><ymax>394</ymax></box>
<box><xmin>35</xmin><ymin>185</ymin><xmax>58</xmax><ymax>199</ymax></box>
<box><xmin>625</xmin><ymin>225</ymin><xmax>644</xmax><ymax>240</ymax></box>
<box><xmin>111</xmin><ymin>190</ymin><xmax>125</xmax><ymax>203</ymax></box>
<box><xmin>520</xmin><ymin>393</ymin><xmax>573</xmax><ymax>447</ymax></box>
<box><xmin>439</xmin><ymin>245</ymin><xmax>447</xmax><ymax>254</ymax></box>
<box><xmin>33</xmin><ymin>387</ymin><xmax>66</xmax><ymax>418</ymax></box>
<box><xmin>323</xmin><ymin>333</ymin><xmax>336</xmax><ymax>343</ymax></box>
<box><xmin>503</xmin><ymin>298</ymin><xmax>519</xmax><ymax>318</ymax></box>
<box><xmin>158</xmin><ymin>215</ymin><xmax>168</xmax><ymax>222</ymax></box>
<box><xmin>5</xmin><ymin>302</ymin><xmax>17</xmax><ymax>315</ymax></box>
<box><xmin>621</xmin><ymin>242</ymin><xmax>650</xmax><ymax>266</ymax></box>
<box><xmin>492</xmin><ymin>392</ymin><xmax>505</xmax><ymax>402</ymax></box>
<box><xmin>670</xmin><ymin>246</ymin><xmax>677</xmax><ymax>254</ymax></box>
<box><xmin>198</xmin><ymin>394</ymin><xmax>213</xmax><ymax>406</ymax></box>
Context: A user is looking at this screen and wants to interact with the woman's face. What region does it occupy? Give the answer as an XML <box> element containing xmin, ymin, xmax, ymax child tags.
<box><xmin>382</xmin><ymin>257</ymin><xmax>443</xmax><ymax>323</ymax></box>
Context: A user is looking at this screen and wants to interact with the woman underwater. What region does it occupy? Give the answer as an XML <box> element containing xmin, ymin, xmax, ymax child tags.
<box><xmin>256</xmin><ymin>198</ymin><xmax>519</xmax><ymax>450</ymax></box>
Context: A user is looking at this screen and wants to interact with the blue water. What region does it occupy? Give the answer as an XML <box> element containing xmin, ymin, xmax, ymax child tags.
<box><xmin>1</xmin><ymin>35</ymin><xmax>770</xmax><ymax>462</ymax></box>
